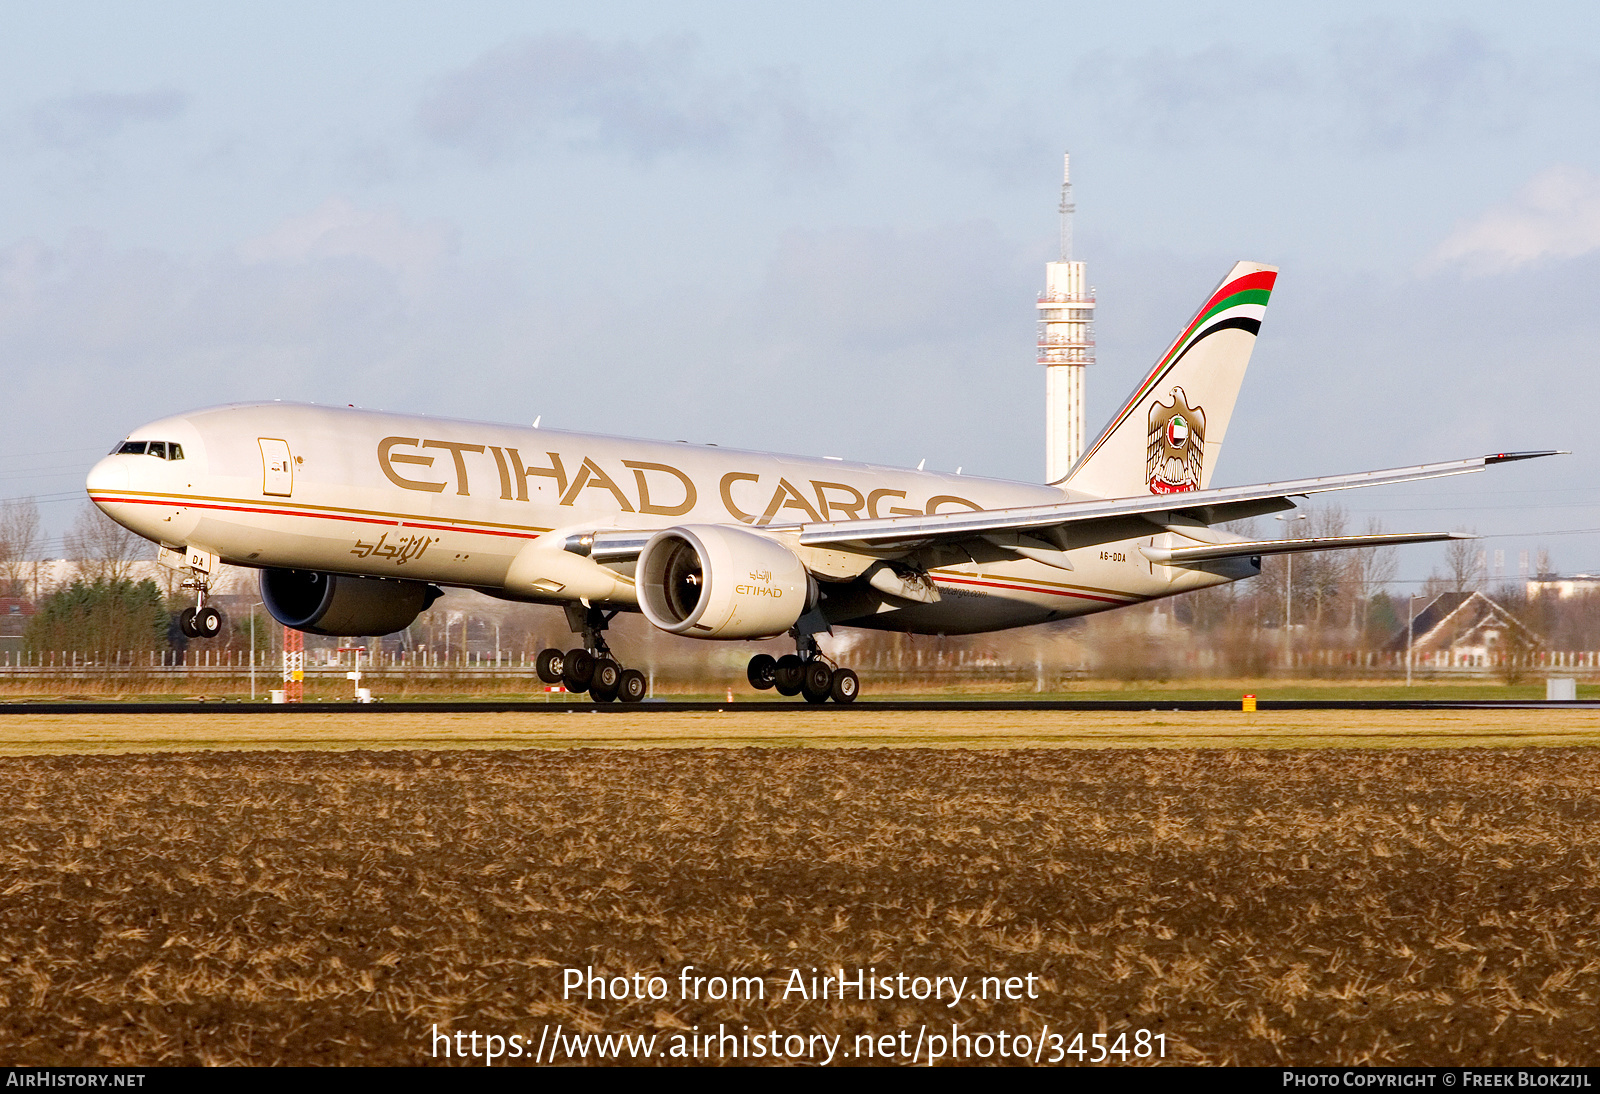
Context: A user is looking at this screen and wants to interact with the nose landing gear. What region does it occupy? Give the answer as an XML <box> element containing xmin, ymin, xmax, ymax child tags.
<box><xmin>746</xmin><ymin>631</ymin><xmax>860</xmax><ymax>703</ymax></box>
<box><xmin>177</xmin><ymin>576</ymin><xmax>225</xmax><ymax>639</ymax></box>
<box><xmin>535</xmin><ymin>604</ymin><xmax>647</xmax><ymax>704</ymax></box>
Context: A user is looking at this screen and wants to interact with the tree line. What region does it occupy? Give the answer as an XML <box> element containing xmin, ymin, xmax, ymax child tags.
<box><xmin>6</xmin><ymin>498</ymin><xmax>1599</xmax><ymax>670</ymax></box>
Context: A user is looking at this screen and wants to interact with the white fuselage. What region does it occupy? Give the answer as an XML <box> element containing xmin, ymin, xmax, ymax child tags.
<box><xmin>86</xmin><ymin>403</ymin><xmax>1241</xmax><ymax>636</ymax></box>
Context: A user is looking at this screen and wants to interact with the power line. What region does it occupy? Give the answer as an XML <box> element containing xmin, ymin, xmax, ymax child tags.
<box><xmin>0</xmin><ymin>445</ymin><xmax>108</xmax><ymax>462</ymax></box>
<box><xmin>1352</xmin><ymin>502</ymin><xmax>1600</xmax><ymax>514</ymax></box>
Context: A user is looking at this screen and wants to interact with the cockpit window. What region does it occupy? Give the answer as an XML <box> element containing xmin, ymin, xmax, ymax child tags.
<box><xmin>113</xmin><ymin>440</ymin><xmax>184</xmax><ymax>460</ymax></box>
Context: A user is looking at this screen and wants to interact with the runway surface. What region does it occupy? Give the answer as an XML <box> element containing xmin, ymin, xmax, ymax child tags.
<box><xmin>2</xmin><ymin>698</ymin><xmax>1598</xmax><ymax>713</ymax></box>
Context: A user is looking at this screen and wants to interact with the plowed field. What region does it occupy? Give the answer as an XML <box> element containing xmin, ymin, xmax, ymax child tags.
<box><xmin>1</xmin><ymin>747</ymin><xmax>1596</xmax><ymax>1066</ymax></box>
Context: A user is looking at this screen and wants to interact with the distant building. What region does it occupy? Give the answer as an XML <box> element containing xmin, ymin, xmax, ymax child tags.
<box><xmin>0</xmin><ymin>596</ymin><xmax>36</xmax><ymax>656</ymax></box>
<box><xmin>1527</xmin><ymin>574</ymin><xmax>1600</xmax><ymax>600</ymax></box>
<box><xmin>1385</xmin><ymin>591</ymin><xmax>1543</xmax><ymax>665</ymax></box>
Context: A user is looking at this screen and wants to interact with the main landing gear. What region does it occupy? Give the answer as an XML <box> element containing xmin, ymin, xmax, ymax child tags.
<box><xmin>177</xmin><ymin>573</ymin><xmax>225</xmax><ymax>639</ymax></box>
<box><xmin>747</xmin><ymin>630</ymin><xmax>859</xmax><ymax>704</ymax></box>
<box><xmin>535</xmin><ymin>604</ymin><xmax>647</xmax><ymax>704</ymax></box>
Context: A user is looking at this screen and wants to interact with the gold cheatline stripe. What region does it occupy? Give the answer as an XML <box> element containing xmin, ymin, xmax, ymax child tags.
<box><xmin>96</xmin><ymin>489</ymin><xmax>553</xmax><ymax>536</ymax></box>
<box><xmin>103</xmin><ymin>491</ymin><xmax>1145</xmax><ymax>593</ymax></box>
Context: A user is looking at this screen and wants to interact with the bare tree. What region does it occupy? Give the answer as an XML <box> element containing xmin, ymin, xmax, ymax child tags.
<box><xmin>1345</xmin><ymin>516</ymin><xmax>1399</xmax><ymax>638</ymax></box>
<box><xmin>63</xmin><ymin>503</ymin><xmax>150</xmax><ymax>585</ymax></box>
<box><xmin>0</xmin><ymin>497</ymin><xmax>42</xmax><ymax>597</ymax></box>
<box><xmin>1300</xmin><ymin>504</ymin><xmax>1348</xmax><ymax>632</ymax></box>
<box><xmin>1444</xmin><ymin>529</ymin><xmax>1485</xmax><ymax>595</ymax></box>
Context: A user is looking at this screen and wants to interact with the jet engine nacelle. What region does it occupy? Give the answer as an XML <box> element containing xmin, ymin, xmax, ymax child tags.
<box><xmin>637</xmin><ymin>525</ymin><xmax>813</xmax><ymax>639</ymax></box>
<box><xmin>260</xmin><ymin>569</ymin><xmax>443</xmax><ymax>636</ymax></box>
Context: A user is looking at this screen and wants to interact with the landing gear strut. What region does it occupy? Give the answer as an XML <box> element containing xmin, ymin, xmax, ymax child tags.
<box><xmin>535</xmin><ymin>604</ymin><xmax>647</xmax><ymax>703</ymax></box>
<box><xmin>177</xmin><ymin>573</ymin><xmax>225</xmax><ymax>639</ymax></box>
<box><xmin>747</xmin><ymin>628</ymin><xmax>859</xmax><ymax>704</ymax></box>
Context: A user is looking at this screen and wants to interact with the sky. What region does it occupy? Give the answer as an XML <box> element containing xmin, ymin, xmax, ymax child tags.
<box><xmin>3</xmin><ymin>0</ymin><xmax>1599</xmax><ymax>586</ymax></box>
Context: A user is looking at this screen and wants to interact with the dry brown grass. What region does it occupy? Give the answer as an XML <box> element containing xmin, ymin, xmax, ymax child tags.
<box><xmin>0</xmin><ymin>748</ymin><xmax>1597</xmax><ymax>1065</ymax></box>
<box><xmin>1</xmin><ymin>707</ymin><xmax>1599</xmax><ymax>755</ymax></box>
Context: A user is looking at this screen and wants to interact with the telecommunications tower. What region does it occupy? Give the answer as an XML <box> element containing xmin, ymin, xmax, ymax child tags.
<box><xmin>1039</xmin><ymin>152</ymin><xmax>1095</xmax><ymax>484</ymax></box>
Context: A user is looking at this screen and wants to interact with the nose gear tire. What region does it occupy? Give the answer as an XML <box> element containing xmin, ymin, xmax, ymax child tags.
<box><xmin>194</xmin><ymin>606</ymin><xmax>224</xmax><ymax>639</ymax></box>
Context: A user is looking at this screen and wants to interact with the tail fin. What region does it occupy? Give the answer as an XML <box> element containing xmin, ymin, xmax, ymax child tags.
<box><xmin>1062</xmin><ymin>261</ymin><xmax>1277</xmax><ymax>499</ymax></box>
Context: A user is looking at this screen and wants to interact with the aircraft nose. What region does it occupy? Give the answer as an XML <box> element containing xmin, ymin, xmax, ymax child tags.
<box><xmin>85</xmin><ymin>455</ymin><xmax>129</xmax><ymax>506</ymax></box>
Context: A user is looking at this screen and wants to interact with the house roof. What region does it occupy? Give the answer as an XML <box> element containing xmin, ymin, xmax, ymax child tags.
<box><xmin>1384</xmin><ymin>591</ymin><xmax>1543</xmax><ymax>653</ymax></box>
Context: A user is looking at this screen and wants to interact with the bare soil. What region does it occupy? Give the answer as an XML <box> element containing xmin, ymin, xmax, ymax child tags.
<box><xmin>0</xmin><ymin>747</ymin><xmax>1596</xmax><ymax>1066</ymax></box>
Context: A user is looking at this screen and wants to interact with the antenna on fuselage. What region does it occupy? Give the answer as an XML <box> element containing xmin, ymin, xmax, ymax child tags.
<box><xmin>533</xmin><ymin>416</ymin><xmax>541</xmax><ymax>429</ymax></box>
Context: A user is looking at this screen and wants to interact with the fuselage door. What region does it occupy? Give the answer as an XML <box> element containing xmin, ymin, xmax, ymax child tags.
<box><xmin>259</xmin><ymin>438</ymin><xmax>294</xmax><ymax>497</ymax></box>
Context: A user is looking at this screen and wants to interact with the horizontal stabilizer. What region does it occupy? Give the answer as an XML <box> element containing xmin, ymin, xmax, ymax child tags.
<box><xmin>1140</xmin><ymin>530</ymin><xmax>1472</xmax><ymax>566</ymax></box>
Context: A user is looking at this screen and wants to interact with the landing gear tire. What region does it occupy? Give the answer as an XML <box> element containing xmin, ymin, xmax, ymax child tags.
<box><xmin>802</xmin><ymin>661</ymin><xmax>834</xmax><ymax>704</ymax></box>
<box><xmin>556</xmin><ymin>605</ymin><xmax>645</xmax><ymax>703</ymax></box>
<box><xmin>591</xmin><ymin>659</ymin><xmax>621</xmax><ymax>699</ymax></box>
<box><xmin>774</xmin><ymin>654</ymin><xmax>805</xmax><ymax>696</ymax></box>
<box><xmin>829</xmin><ymin>668</ymin><xmax>860</xmax><ymax>704</ymax></box>
<box><xmin>194</xmin><ymin>606</ymin><xmax>224</xmax><ymax>639</ymax></box>
<box><xmin>747</xmin><ymin>654</ymin><xmax>778</xmax><ymax>691</ymax></box>
<box><xmin>617</xmin><ymin>669</ymin><xmax>647</xmax><ymax>703</ymax></box>
<box><xmin>563</xmin><ymin>648</ymin><xmax>596</xmax><ymax>693</ymax></box>
<box><xmin>178</xmin><ymin>608</ymin><xmax>198</xmax><ymax>638</ymax></box>
<box><xmin>535</xmin><ymin>648</ymin><xmax>565</xmax><ymax>684</ymax></box>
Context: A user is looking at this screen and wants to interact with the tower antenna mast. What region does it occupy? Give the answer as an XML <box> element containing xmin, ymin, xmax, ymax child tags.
<box><xmin>1059</xmin><ymin>153</ymin><xmax>1074</xmax><ymax>262</ymax></box>
<box><xmin>1039</xmin><ymin>151</ymin><xmax>1096</xmax><ymax>483</ymax></box>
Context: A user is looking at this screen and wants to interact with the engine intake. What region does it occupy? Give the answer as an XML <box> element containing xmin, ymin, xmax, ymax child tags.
<box><xmin>637</xmin><ymin>526</ymin><xmax>812</xmax><ymax>639</ymax></box>
<box><xmin>260</xmin><ymin>569</ymin><xmax>443</xmax><ymax>636</ymax></box>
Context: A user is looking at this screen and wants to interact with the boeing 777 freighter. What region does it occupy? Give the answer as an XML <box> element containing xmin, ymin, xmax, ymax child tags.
<box><xmin>85</xmin><ymin>262</ymin><xmax>1553</xmax><ymax>702</ymax></box>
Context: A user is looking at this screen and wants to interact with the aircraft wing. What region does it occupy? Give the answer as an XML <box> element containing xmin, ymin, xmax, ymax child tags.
<box><xmin>788</xmin><ymin>451</ymin><xmax>1555</xmax><ymax>553</ymax></box>
<box><xmin>1139</xmin><ymin>530</ymin><xmax>1472</xmax><ymax>566</ymax></box>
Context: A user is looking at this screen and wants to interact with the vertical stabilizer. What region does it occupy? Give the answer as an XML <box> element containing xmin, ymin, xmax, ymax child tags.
<box><xmin>1061</xmin><ymin>261</ymin><xmax>1277</xmax><ymax>499</ymax></box>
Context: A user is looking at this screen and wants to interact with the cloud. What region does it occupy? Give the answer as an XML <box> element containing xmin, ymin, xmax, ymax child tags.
<box><xmin>894</xmin><ymin>51</ymin><xmax>1055</xmax><ymax>185</ymax></box>
<box><xmin>758</xmin><ymin>222</ymin><xmax>1022</xmax><ymax>353</ymax></box>
<box><xmin>238</xmin><ymin>198</ymin><xmax>457</xmax><ymax>278</ymax></box>
<box><xmin>415</xmin><ymin>32</ymin><xmax>836</xmax><ymax>169</ymax></box>
<box><xmin>1072</xmin><ymin>45</ymin><xmax>1305</xmax><ymax>149</ymax></box>
<box><xmin>1325</xmin><ymin>22</ymin><xmax>1523</xmax><ymax>151</ymax></box>
<box><xmin>30</xmin><ymin>87</ymin><xmax>188</xmax><ymax>150</ymax></box>
<box><xmin>1427</xmin><ymin>166</ymin><xmax>1600</xmax><ymax>274</ymax></box>
<box><xmin>0</xmin><ymin>199</ymin><xmax>504</xmax><ymax>426</ymax></box>
<box><xmin>1068</xmin><ymin>21</ymin><xmax>1529</xmax><ymax>154</ymax></box>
